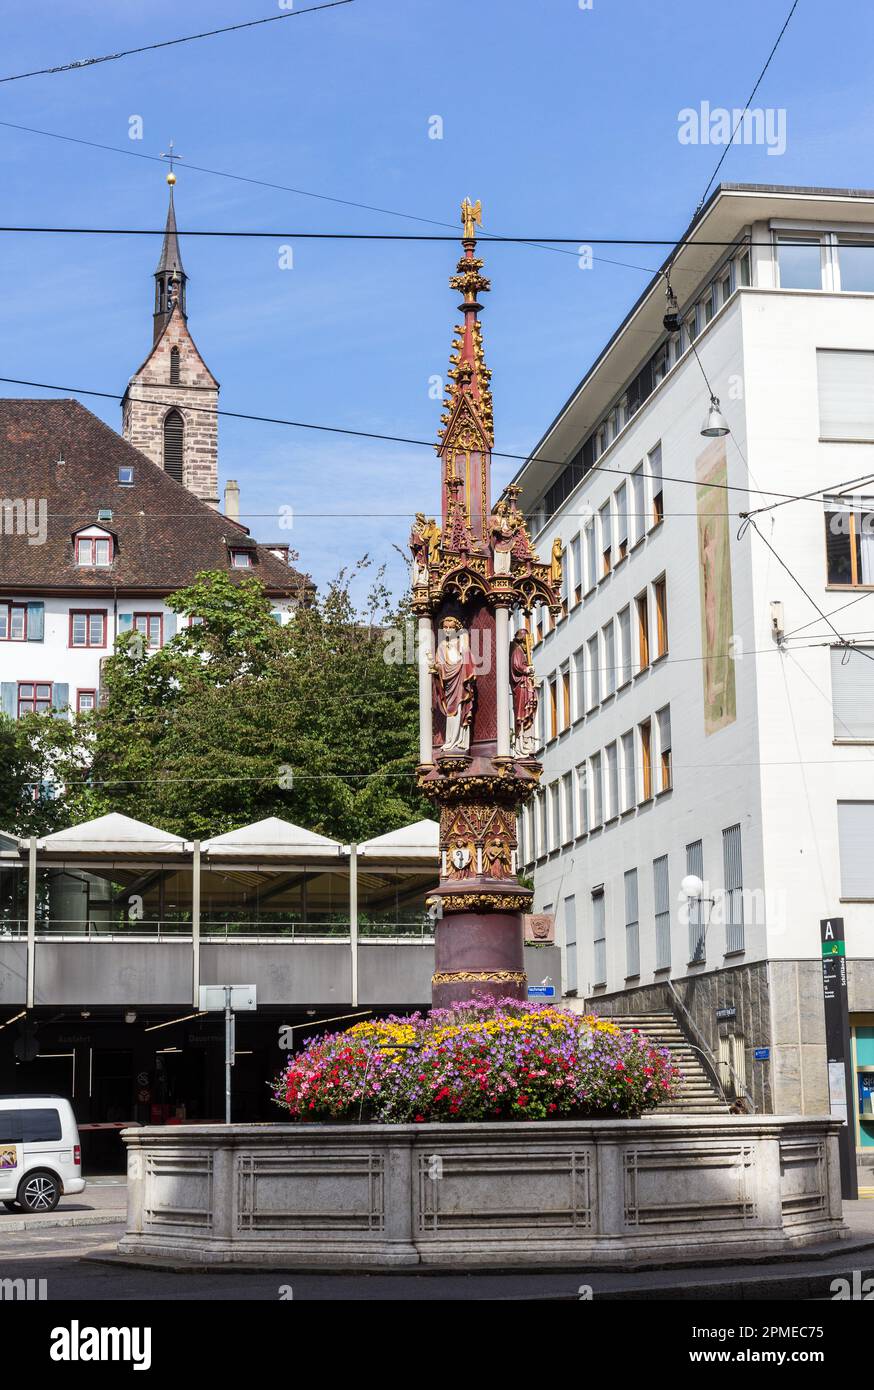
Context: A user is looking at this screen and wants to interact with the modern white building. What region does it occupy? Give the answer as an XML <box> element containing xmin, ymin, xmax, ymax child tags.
<box><xmin>513</xmin><ymin>184</ymin><xmax>874</xmax><ymax>1163</ymax></box>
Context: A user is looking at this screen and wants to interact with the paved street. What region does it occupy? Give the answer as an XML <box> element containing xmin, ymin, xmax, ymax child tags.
<box><xmin>0</xmin><ymin>1195</ymin><xmax>872</xmax><ymax>1301</ymax></box>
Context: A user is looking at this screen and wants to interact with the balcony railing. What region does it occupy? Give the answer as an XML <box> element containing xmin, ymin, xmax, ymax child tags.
<box><xmin>0</xmin><ymin>917</ymin><xmax>435</xmax><ymax>942</ymax></box>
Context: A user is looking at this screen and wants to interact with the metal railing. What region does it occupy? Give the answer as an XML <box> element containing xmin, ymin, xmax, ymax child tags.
<box><xmin>0</xmin><ymin>917</ymin><xmax>435</xmax><ymax>942</ymax></box>
<box><xmin>666</xmin><ymin>978</ymin><xmax>755</xmax><ymax>1113</ymax></box>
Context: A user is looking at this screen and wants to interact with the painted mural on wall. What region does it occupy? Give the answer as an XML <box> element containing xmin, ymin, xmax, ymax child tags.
<box><xmin>696</xmin><ymin>438</ymin><xmax>737</xmax><ymax>735</ymax></box>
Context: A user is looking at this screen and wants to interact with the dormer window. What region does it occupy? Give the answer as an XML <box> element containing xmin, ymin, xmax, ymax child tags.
<box><xmin>75</xmin><ymin>527</ymin><xmax>114</xmax><ymax>567</ymax></box>
<box><xmin>230</xmin><ymin>549</ymin><xmax>253</xmax><ymax>568</ymax></box>
<box><xmin>118</xmin><ymin>466</ymin><xmax>134</xmax><ymax>486</ymax></box>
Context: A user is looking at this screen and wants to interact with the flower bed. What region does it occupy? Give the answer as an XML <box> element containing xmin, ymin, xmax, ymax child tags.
<box><xmin>273</xmin><ymin>997</ymin><xmax>681</xmax><ymax>1122</ymax></box>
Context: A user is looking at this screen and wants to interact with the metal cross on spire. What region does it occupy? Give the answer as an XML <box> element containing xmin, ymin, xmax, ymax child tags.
<box><xmin>159</xmin><ymin>139</ymin><xmax>185</xmax><ymax>184</ymax></box>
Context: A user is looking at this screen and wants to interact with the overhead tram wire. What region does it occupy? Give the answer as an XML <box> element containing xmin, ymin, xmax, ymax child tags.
<box><xmin>0</xmin><ymin>118</ymin><xmax>656</xmax><ymax>275</ymax></box>
<box><xmin>0</xmin><ymin>371</ymin><xmax>864</xmax><ymax>513</ymax></box>
<box><xmin>0</xmin><ymin>228</ymin><xmax>853</xmax><ymax>247</ymax></box>
<box><xmin>742</xmin><ymin>515</ymin><xmax>874</xmax><ymax>661</ymax></box>
<box><xmin>0</xmin><ymin>1</ymin><xmax>355</xmax><ymax>85</ymax></box>
<box><xmin>696</xmin><ymin>0</ymin><xmax>801</xmax><ymax>211</ymax></box>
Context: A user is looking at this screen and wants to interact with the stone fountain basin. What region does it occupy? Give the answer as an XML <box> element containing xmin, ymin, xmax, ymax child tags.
<box><xmin>118</xmin><ymin>1114</ymin><xmax>848</xmax><ymax>1269</ymax></box>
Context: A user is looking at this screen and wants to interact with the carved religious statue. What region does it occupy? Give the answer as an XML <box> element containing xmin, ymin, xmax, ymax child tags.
<box><xmin>448</xmin><ymin>839</ymin><xmax>476</xmax><ymax>879</ymax></box>
<box><xmin>488</xmin><ymin>499</ymin><xmax>518</xmax><ymax>573</ymax></box>
<box><xmin>550</xmin><ymin>537</ymin><xmax>563</xmax><ymax>588</ymax></box>
<box><xmin>483</xmin><ymin>834</ymin><xmax>512</xmax><ymax>879</ymax></box>
<box><xmin>509</xmin><ymin>625</ymin><xmax>538</xmax><ymax>757</ymax></box>
<box><xmin>409</xmin><ymin>512</ymin><xmax>441</xmax><ymax>583</ymax></box>
<box><xmin>431</xmin><ymin>616</ymin><xmax>477</xmax><ymax>755</ymax></box>
<box><xmin>461</xmin><ymin>197</ymin><xmax>482</xmax><ymax>239</ymax></box>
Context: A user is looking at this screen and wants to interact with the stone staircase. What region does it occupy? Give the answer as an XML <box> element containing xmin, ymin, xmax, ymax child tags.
<box><xmin>609</xmin><ymin>1012</ymin><xmax>729</xmax><ymax>1114</ymax></box>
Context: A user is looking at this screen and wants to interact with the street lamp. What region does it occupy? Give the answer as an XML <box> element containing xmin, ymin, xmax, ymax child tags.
<box><xmin>701</xmin><ymin>396</ymin><xmax>730</xmax><ymax>438</ymax></box>
<box><xmin>682</xmin><ymin>874</ymin><xmax>714</xmax><ymax>963</ymax></box>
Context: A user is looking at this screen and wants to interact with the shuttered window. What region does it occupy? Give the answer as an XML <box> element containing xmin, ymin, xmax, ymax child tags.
<box><xmin>838</xmin><ymin>802</ymin><xmax>874</xmax><ymax>897</ymax></box>
<box><xmin>817</xmin><ymin>349</ymin><xmax>874</xmax><ymax>441</ymax></box>
<box><xmin>163</xmin><ymin>410</ymin><xmax>184</xmax><ymax>482</ymax></box>
<box><xmin>686</xmin><ymin>840</ymin><xmax>705</xmax><ymax>962</ymax></box>
<box><xmin>169</xmin><ymin>346</ymin><xmax>180</xmax><ymax>384</ymax></box>
<box><xmin>592</xmin><ymin>888</ymin><xmax>606</xmax><ymax>986</ymax></box>
<box><xmin>722</xmin><ymin>824</ymin><xmax>744</xmax><ymax>952</ymax></box>
<box><xmin>625</xmin><ymin>869</ymin><xmax>640</xmax><ymax>978</ymax></box>
<box><xmin>653</xmin><ymin>853</ymin><xmax>671</xmax><ymax>970</ymax></box>
<box><xmin>831</xmin><ymin>646</ymin><xmax>874</xmax><ymax>739</ymax></box>
<box><xmin>564</xmin><ymin>895</ymin><xmax>578</xmax><ymax>994</ymax></box>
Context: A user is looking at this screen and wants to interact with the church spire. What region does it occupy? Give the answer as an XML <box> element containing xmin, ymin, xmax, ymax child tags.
<box><xmin>438</xmin><ymin>197</ymin><xmax>494</xmax><ymax>451</ymax></box>
<box><xmin>153</xmin><ymin>169</ymin><xmax>187</xmax><ymax>344</ymax></box>
<box><xmin>436</xmin><ymin>198</ymin><xmax>495</xmax><ymax>549</ymax></box>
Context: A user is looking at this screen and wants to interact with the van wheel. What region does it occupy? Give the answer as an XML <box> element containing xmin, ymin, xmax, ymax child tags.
<box><xmin>17</xmin><ymin>1171</ymin><xmax>60</xmax><ymax>1213</ymax></box>
<box><xmin>2</xmin><ymin>1200</ymin><xmax>19</xmax><ymax>1211</ymax></box>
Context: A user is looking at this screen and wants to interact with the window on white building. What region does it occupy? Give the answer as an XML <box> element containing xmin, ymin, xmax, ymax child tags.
<box><xmin>653</xmin><ymin>854</ymin><xmax>671</xmax><ymax>971</ymax></box>
<box><xmin>836</xmin><ymin>238</ymin><xmax>874</xmax><ymax>293</ymax></box>
<box><xmin>133</xmin><ymin>613</ymin><xmax>163</xmax><ymax>650</ymax></box>
<box><xmin>838</xmin><ymin>801</ymin><xmax>874</xmax><ymax>897</ymax></box>
<box><xmin>824</xmin><ymin>496</ymin><xmax>874</xmax><ymax>586</ymax></box>
<box><xmin>722</xmin><ymin>824</ymin><xmax>744</xmax><ymax>953</ymax></box>
<box><xmin>585</xmin><ymin>520</ymin><xmax>598</xmax><ymax>592</ymax></box>
<box><xmin>570</xmin><ymin>533</ymin><xmax>582</xmax><ymax>606</ymax></box>
<box><xmin>599</xmin><ymin>500</ymin><xmax>612</xmax><ymax>576</ymax></box>
<box><xmin>587</xmin><ymin>634</ymin><xmax>600</xmax><ymax>709</ymax></box>
<box><xmin>631</xmin><ymin>464</ymin><xmax>646</xmax><ymax>545</ymax></box>
<box><xmin>618</xmin><ymin>605</ymin><xmax>632</xmax><ymax>685</ymax></box>
<box><xmin>564</xmin><ymin>895</ymin><xmax>578</xmax><ymax>995</ymax></box>
<box><xmin>621</xmin><ymin>729</ymin><xmax>636</xmax><ymax>811</ymax></box>
<box><xmin>649</xmin><ymin>443</ymin><xmax>663</xmax><ymax>526</ymax></box>
<box><xmin>562</xmin><ymin>771</ymin><xmax>574</xmax><ymax>843</ymax></box>
<box><xmin>572</xmin><ymin>646</ymin><xmax>586</xmax><ymax>721</ymax></box>
<box><xmin>70</xmin><ymin>610</ymin><xmax>106</xmax><ymax>648</ymax></box>
<box><xmin>0</xmin><ymin>603</ymin><xmax>27</xmax><ymax>641</ymax></box>
<box><xmin>817</xmin><ymin>350</ymin><xmax>874</xmax><ymax>441</ymax></box>
<box><xmin>615</xmin><ymin>483</ymin><xmax>628</xmax><ymax>560</ymax></box>
<box><xmin>776</xmin><ymin>236</ymin><xmax>825</xmax><ymax>290</ymax></box>
<box><xmin>602</xmin><ymin>620</ymin><xmax>616</xmax><ymax>697</ymax></box>
<box><xmin>590</xmin><ymin>751</ymin><xmax>603</xmax><ymax>827</ymax></box>
<box><xmin>831</xmin><ymin>646</ymin><xmax>874</xmax><ymax>739</ymax></box>
<box><xmin>605</xmin><ymin>741</ymin><xmax>619</xmax><ymax>821</ymax></box>
<box><xmin>576</xmin><ymin>763</ymin><xmax>588</xmax><ymax>835</ymax></box>
<box><xmin>592</xmin><ymin>887</ymin><xmax>606</xmax><ymax>986</ymax></box>
<box><xmin>625</xmin><ymin>869</ymin><xmax>640</xmax><ymax>978</ymax></box>
<box><xmin>657</xmin><ymin>705</ymin><xmax>672</xmax><ymax>791</ymax></box>
<box><xmin>686</xmin><ymin>840</ymin><xmax>705</xmax><ymax>962</ymax></box>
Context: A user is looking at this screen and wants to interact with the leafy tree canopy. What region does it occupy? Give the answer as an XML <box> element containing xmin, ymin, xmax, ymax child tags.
<box><xmin>4</xmin><ymin>564</ymin><xmax>426</xmax><ymax>842</ymax></box>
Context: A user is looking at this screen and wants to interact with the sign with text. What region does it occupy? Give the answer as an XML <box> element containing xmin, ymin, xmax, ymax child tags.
<box><xmin>820</xmin><ymin>918</ymin><xmax>858</xmax><ymax>1200</ymax></box>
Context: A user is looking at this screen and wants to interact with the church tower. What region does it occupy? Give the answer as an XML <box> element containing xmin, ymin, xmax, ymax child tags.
<box><xmin>122</xmin><ymin>172</ymin><xmax>220</xmax><ymax>508</ymax></box>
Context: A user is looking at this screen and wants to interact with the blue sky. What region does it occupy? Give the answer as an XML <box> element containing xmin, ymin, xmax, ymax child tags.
<box><xmin>0</xmin><ymin>0</ymin><xmax>872</xmax><ymax>599</ymax></box>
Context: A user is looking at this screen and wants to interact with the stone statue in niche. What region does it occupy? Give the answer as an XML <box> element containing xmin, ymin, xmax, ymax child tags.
<box><xmin>432</xmin><ymin>617</ymin><xmax>477</xmax><ymax>754</ymax></box>
<box><xmin>509</xmin><ymin>625</ymin><xmax>538</xmax><ymax>757</ymax></box>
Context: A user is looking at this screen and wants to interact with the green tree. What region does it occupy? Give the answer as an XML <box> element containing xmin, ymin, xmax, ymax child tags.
<box><xmin>61</xmin><ymin>563</ymin><xmax>426</xmax><ymax>840</ymax></box>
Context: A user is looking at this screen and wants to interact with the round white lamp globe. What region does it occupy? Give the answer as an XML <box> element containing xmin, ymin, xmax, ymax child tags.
<box><xmin>681</xmin><ymin>874</ymin><xmax>704</xmax><ymax>899</ymax></box>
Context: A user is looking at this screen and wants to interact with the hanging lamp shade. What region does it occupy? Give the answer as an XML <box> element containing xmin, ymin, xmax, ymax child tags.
<box><xmin>701</xmin><ymin>396</ymin><xmax>730</xmax><ymax>437</ymax></box>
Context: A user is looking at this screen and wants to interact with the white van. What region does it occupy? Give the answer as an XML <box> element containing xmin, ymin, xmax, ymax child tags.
<box><xmin>0</xmin><ymin>1096</ymin><xmax>86</xmax><ymax>1212</ymax></box>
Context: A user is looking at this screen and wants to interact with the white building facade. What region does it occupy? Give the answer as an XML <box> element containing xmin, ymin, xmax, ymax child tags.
<box><xmin>514</xmin><ymin>185</ymin><xmax>874</xmax><ymax>1158</ymax></box>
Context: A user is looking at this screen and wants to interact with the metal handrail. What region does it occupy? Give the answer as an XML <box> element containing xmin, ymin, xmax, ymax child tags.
<box><xmin>666</xmin><ymin>978</ymin><xmax>755</xmax><ymax>1113</ymax></box>
<box><xmin>0</xmin><ymin>917</ymin><xmax>435</xmax><ymax>943</ymax></box>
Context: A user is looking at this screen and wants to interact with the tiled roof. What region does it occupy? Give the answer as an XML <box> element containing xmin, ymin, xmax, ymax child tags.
<box><xmin>0</xmin><ymin>398</ymin><xmax>311</xmax><ymax>596</ymax></box>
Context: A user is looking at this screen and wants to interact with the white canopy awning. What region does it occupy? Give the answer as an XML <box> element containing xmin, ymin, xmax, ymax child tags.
<box><xmin>198</xmin><ymin>816</ymin><xmax>343</xmax><ymax>861</ymax></box>
<box><xmin>357</xmin><ymin>819</ymin><xmax>440</xmax><ymax>864</ymax></box>
<box><xmin>33</xmin><ymin>812</ymin><xmax>187</xmax><ymax>856</ymax></box>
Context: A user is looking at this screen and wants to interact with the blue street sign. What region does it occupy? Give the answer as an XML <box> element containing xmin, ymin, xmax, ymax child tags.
<box><xmin>528</xmin><ymin>985</ymin><xmax>556</xmax><ymax>999</ymax></box>
<box><xmin>754</xmin><ymin>1047</ymin><xmax>770</xmax><ymax>1061</ymax></box>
